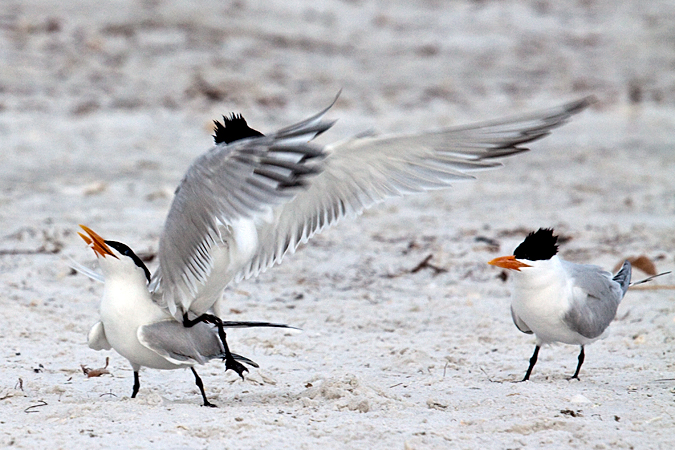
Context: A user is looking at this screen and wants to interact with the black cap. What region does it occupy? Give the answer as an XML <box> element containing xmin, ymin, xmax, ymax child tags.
<box><xmin>513</xmin><ymin>228</ymin><xmax>558</xmax><ymax>261</ymax></box>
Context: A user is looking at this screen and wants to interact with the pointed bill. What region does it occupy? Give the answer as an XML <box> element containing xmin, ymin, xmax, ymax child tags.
<box><xmin>488</xmin><ymin>255</ymin><xmax>531</xmax><ymax>271</ymax></box>
<box><xmin>78</xmin><ymin>225</ymin><xmax>118</xmax><ymax>259</ymax></box>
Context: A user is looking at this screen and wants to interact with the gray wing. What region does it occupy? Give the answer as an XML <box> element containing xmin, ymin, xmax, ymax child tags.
<box><xmin>237</xmin><ymin>96</ymin><xmax>595</xmax><ymax>280</ymax></box>
<box><xmin>511</xmin><ymin>306</ymin><xmax>533</xmax><ymax>334</ymax></box>
<box><xmin>152</xmin><ymin>94</ymin><xmax>592</xmax><ymax>315</ymax></box>
<box><xmin>562</xmin><ymin>260</ymin><xmax>630</xmax><ymax>339</ymax></box>
<box><xmin>137</xmin><ymin>320</ymin><xmax>258</xmax><ymax>367</ymax></box>
<box><xmin>152</xmin><ymin>97</ymin><xmax>337</xmax><ymax>314</ymax></box>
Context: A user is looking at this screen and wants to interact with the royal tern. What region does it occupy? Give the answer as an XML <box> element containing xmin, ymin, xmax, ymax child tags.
<box><xmin>78</xmin><ymin>227</ymin><xmax>287</xmax><ymax>406</ymax></box>
<box><xmin>488</xmin><ymin>228</ymin><xmax>631</xmax><ymax>381</ymax></box>
<box><xmin>78</xmin><ymin>93</ymin><xmax>592</xmax><ymax>401</ymax></box>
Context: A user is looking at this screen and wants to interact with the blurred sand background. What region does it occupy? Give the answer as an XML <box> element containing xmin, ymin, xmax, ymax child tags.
<box><xmin>1</xmin><ymin>1</ymin><xmax>674</xmax><ymax>448</ymax></box>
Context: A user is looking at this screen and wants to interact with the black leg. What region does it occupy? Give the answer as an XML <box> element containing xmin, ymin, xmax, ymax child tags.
<box><xmin>183</xmin><ymin>313</ymin><xmax>248</xmax><ymax>379</ymax></box>
<box><xmin>213</xmin><ymin>320</ymin><xmax>248</xmax><ymax>380</ymax></box>
<box><xmin>131</xmin><ymin>371</ymin><xmax>140</xmax><ymax>398</ymax></box>
<box><xmin>569</xmin><ymin>346</ymin><xmax>585</xmax><ymax>380</ymax></box>
<box><xmin>522</xmin><ymin>345</ymin><xmax>540</xmax><ymax>382</ymax></box>
<box><xmin>191</xmin><ymin>367</ymin><xmax>217</xmax><ymax>407</ymax></box>
<box><xmin>183</xmin><ymin>312</ymin><xmax>214</xmax><ymax>328</ymax></box>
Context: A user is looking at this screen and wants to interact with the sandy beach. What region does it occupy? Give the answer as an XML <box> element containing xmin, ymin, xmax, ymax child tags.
<box><xmin>1</xmin><ymin>1</ymin><xmax>674</xmax><ymax>448</ymax></box>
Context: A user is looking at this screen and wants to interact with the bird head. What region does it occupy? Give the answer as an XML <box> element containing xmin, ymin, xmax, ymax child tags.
<box><xmin>488</xmin><ymin>228</ymin><xmax>559</xmax><ymax>272</ymax></box>
<box><xmin>213</xmin><ymin>113</ymin><xmax>264</xmax><ymax>145</ymax></box>
<box><xmin>78</xmin><ymin>225</ymin><xmax>151</xmax><ymax>284</ymax></box>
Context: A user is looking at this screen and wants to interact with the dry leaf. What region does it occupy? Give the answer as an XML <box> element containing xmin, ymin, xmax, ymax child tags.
<box><xmin>616</xmin><ymin>255</ymin><xmax>657</xmax><ymax>276</ymax></box>
<box><xmin>82</xmin><ymin>357</ymin><xmax>110</xmax><ymax>378</ymax></box>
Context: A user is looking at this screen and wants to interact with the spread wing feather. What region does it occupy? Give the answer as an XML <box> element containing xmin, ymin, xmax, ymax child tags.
<box><xmin>237</xmin><ymin>96</ymin><xmax>595</xmax><ymax>281</ymax></box>
<box><xmin>151</xmin><ymin>96</ymin><xmax>338</xmax><ymax>313</ymax></box>
<box><xmin>151</xmin><ymin>94</ymin><xmax>594</xmax><ymax>317</ymax></box>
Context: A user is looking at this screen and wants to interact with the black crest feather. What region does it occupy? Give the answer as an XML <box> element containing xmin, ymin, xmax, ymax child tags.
<box><xmin>213</xmin><ymin>113</ymin><xmax>264</xmax><ymax>145</ymax></box>
<box><xmin>105</xmin><ymin>240</ymin><xmax>152</xmax><ymax>283</ymax></box>
<box><xmin>513</xmin><ymin>228</ymin><xmax>559</xmax><ymax>261</ymax></box>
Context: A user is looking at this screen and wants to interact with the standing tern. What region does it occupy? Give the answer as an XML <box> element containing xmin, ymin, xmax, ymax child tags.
<box><xmin>488</xmin><ymin>228</ymin><xmax>631</xmax><ymax>381</ymax></box>
<box><xmin>78</xmin><ymin>227</ymin><xmax>285</xmax><ymax>406</ymax></box>
<box><xmin>78</xmin><ymin>93</ymin><xmax>592</xmax><ymax>402</ymax></box>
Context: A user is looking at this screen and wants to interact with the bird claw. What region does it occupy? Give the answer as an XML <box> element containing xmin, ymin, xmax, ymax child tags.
<box><xmin>225</xmin><ymin>357</ymin><xmax>249</xmax><ymax>380</ymax></box>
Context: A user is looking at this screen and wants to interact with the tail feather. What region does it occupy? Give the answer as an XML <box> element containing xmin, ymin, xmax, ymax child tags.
<box><xmin>630</xmin><ymin>270</ymin><xmax>672</xmax><ymax>287</ymax></box>
<box><xmin>219</xmin><ymin>321</ymin><xmax>299</xmax><ymax>330</ymax></box>
<box><xmin>229</xmin><ymin>353</ymin><xmax>259</xmax><ymax>368</ymax></box>
<box><xmin>613</xmin><ymin>260</ymin><xmax>632</xmax><ymax>296</ymax></box>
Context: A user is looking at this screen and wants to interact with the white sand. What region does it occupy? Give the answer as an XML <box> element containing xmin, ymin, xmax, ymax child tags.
<box><xmin>1</xmin><ymin>1</ymin><xmax>674</xmax><ymax>448</ymax></box>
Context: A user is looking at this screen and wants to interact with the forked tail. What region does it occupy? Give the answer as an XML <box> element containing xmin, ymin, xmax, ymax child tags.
<box><xmin>613</xmin><ymin>260</ymin><xmax>632</xmax><ymax>296</ymax></box>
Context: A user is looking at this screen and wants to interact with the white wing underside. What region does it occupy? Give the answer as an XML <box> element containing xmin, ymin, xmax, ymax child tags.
<box><xmin>87</xmin><ymin>321</ymin><xmax>112</xmax><ymax>351</ymax></box>
<box><xmin>151</xmin><ymin>95</ymin><xmax>594</xmax><ymax>318</ymax></box>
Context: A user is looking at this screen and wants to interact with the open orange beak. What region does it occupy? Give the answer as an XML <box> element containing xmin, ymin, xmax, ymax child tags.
<box><xmin>488</xmin><ymin>255</ymin><xmax>531</xmax><ymax>271</ymax></box>
<box><xmin>78</xmin><ymin>225</ymin><xmax>118</xmax><ymax>259</ymax></box>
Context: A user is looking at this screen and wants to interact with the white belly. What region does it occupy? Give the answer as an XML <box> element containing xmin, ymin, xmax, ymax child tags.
<box><xmin>101</xmin><ymin>280</ymin><xmax>186</xmax><ymax>370</ymax></box>
<box><xmin>188</xmin><ymin>217</ymin><xmax>260</xmax><ymax>316</ymax></box>
<box><xmin>511</xmin><ymin>278</ymin><xmax>584</xmax><ymax>345</ymax></box>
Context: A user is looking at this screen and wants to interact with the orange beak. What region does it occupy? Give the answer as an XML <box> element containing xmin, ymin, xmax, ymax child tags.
<box><xmin>488</xmin><ymin>255</ymin><xmax>531</xmax><ymax>271</ymax></box>
<box><xmin>78</xmin><ymin>225</ymin><xmax>118</xmax><ymax>259</ymax></box>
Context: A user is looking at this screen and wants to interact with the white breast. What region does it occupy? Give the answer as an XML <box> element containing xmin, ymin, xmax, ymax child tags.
<box><xmin>100</xmin><ymin>273</ymin><xmax>183</xmax><ymax>370</ymax></box>
<box><xmin>510</xmin><ymin>257</ymin><xmax>586</xmax><ymax>345</ymax></box>
<box><xmin>186</xmin><ymin>217</ymin><xmax>261</xmax><ymax>316</ymax></box>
